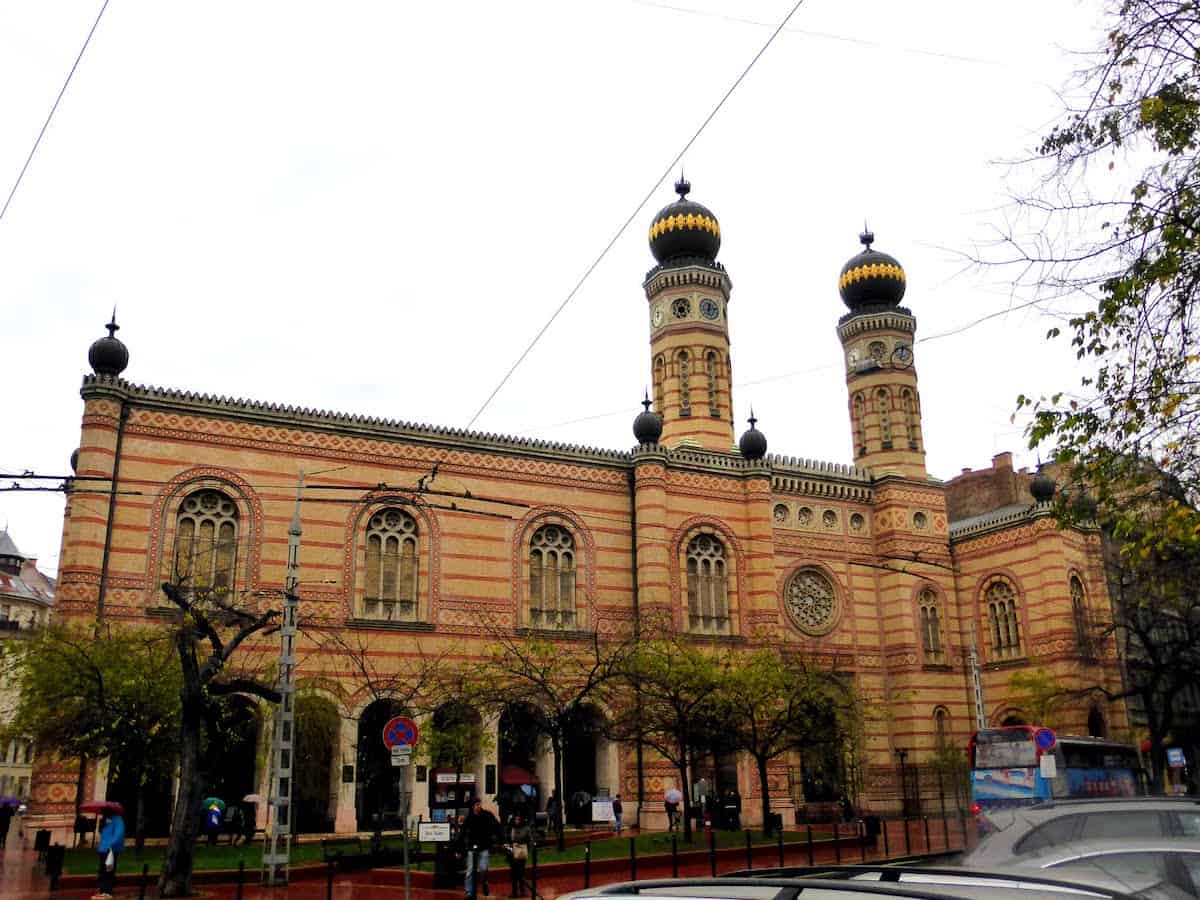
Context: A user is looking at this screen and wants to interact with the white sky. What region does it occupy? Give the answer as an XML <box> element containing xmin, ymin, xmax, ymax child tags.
<box><xmin>0</xmin><ymin>0</ymin><xmax>1105</xmax><ymax>573</ymax></box>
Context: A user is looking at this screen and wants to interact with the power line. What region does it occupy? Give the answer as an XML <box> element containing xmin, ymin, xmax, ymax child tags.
<box><xmin>1</xmin><ymin>0</ymin><xmax>111</xmax><ymax>223</ymax></box>
<box><xmin>465</xmin><ymin>0</ymin><xmax>809</xmax><ymax>430</ymax></box>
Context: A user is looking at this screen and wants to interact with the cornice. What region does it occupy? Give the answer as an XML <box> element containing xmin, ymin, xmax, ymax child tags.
<box><xmin>836</xmin><ymin>307</ymin><xmax>916</xmax><ymax>340</ymax></box>
<box><xmin>643</xmin><ymin>261</ymin><xmax>732</xmax><ymax>299</ymax></box>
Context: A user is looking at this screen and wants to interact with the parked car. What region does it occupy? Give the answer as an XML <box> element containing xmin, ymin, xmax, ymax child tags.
<box><xmin>1010</xmin><ymin>838</ymin><xmax>1200</xmax><ymax>897</ymax></box>
<box><xmin>961</xmin><ymin>798</ymin><xmax>1200</xmax><ymax>869</ymax></box>
<box><xmin>557</xmin><ymin>869</ymin><xmax>1144</xmax><ymax>900</ymax></box>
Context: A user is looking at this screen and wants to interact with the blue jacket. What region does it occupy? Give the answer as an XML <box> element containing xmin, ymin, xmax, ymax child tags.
<box><xmin>98</xmin><ymin>815</ymin><xmax>125</xmax><ymax>855</ymax></box>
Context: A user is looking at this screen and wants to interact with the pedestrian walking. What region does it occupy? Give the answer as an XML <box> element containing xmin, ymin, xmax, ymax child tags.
<box><xmin>612</xmin><ymin>795</ymin><xmax>623</xmax><ymax>834</ymax></box>
<box><xmin>506</xmin><ymin>812</ymin><xmax>531</xmax><ymax>897</ymax></box>
<box><xmin>0</xmin><ymin>802</ymin><xmax>13</xmax><ymax>848</ymax></box>
<box><xmin>93</xmin><ymin>810</ymin><xmax>125</xmax><ymax>900</ymax></box>
<box><xmin>664</xmin><ymin>787</ymin><xmax>682</xmax><ymax>832</ymax></box>
<box><xmin>463</xmin><ymin>798</ymin><xmax>500</xmax><ymax>900</ymax></box>
<box><xmin>545</xmin><ymin>789</ymin><xmax>561</xmax><ymax>836</ymax></box>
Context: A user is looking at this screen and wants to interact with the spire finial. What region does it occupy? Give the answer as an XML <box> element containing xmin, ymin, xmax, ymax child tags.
<box><xmin>747</xmin><ymin>407</ymin><xmax>758</xmax><ymax>429</ymax></box>
<box><xmin>106</xmin><ymin>307</ymin><xmax>119</xmax><ymax>337</ymax></box>
<box><xmin>642</xmin><ymin>388</ymin><xmax>652</xmax><ymax>413</ymax></box>
<box><xmin>859</xmin><ymin>223</ymin><xmax>874</xmax><ymax>250</ymax></box>
<box><xmin>674</xmin><ymin>175</ymin><xmax>691</xmax><ymax>200</ymax></box>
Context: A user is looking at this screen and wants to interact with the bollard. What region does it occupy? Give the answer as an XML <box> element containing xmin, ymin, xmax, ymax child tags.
<box><xmin>806</xmin><ymin>824</ymin><xmax>814</xmax><ymax>866</ymax></box>
<box><xmin>139</xmin><ymin>863</ymin><xmax>150</xmax><ymax>900</ymax></box>
<box><xmin>959</xmin><ymin>812</ymin><xmax>968</xmax><ymax>848</ymax></box>
<box><xmin>903</xmin><ymin>816</ymin><xmax>911</xmax><ymax>857</ymax></box>
<box><xmin>882</xmin><ymin>817</ymin><xmax>890</xmax><ymax>858</ymax></box>
<box><xmin>672</xmin><ymin>834</ymin><xmax>679</xmax><ymax>878</ymax></box>
<box><xmin>744</xmin><ymin>829</ymin><xmax>752</xmax><ymax>870</ymax></box>
<box><xmin>327</xmin><ymin>859</ymin><xmax>335</xmax><ymax>900</ymax></box>
<box><xmin>236</xmin><ymin>860</ymin><xmax>245</xmax><ymax>900</ymax></box>
<box><xmin>630</xmin><ymin>836</ymin><xmax>638</xmax><ymax>881</ymax></box>
<box><xmin>776</xmin><ymin>825</ymin><xmax>784</xmax><ymax>868</ymax></box>
<box><xmin>531</xmin><ymin>834</ymin><xmax>538</xmax><ymax>900</ymax></box>
<box><xmin>584</xmin><ymin>841</ymin><xmax>591</xmax><ymax>888</ymax></box>
<box><xmin>859</xmin><ymin>821</ymin><xmax>867</xmax><ymax>863</ymax></box>
<box><xmin>834</xmin><ymin>820</ymin><xmax>841</xmax><ymax>864</ymax></box>
<box><xmin>942</xmin><ymin>813</ymin><xmax>949</xmax><ymax>850</ymax></box>
<box><xmin>923</xmin><ymin>817</ymin><xmax>931</xmax><ymax>852</ymax></box>
<box><xmin>709</xmin><ymin>826</ymin><xmax>717</xmax><ymax>877</ymax></box>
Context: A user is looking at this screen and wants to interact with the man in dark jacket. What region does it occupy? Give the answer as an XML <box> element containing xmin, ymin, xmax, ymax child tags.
<box><xmin>462</xmin><ymin>799</ymin><xmax>500</xmax><ymax>900</ymax></box>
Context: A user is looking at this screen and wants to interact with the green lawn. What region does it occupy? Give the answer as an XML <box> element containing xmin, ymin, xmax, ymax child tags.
<box><xmin>62</xmin><ymin>829</ymin><xmax>831</xmax><ymax>877</ymax></box>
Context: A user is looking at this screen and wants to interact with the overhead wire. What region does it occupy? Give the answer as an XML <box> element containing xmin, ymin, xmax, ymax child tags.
<box><xmin>1</xmin><ymin>0</ymin><xmax>111</xmax><ymax>223</ymax></box>
<box><xmin>465</xmin><ymin>0</ymin><xmax>809</xmax><ymax>430</ymax></box>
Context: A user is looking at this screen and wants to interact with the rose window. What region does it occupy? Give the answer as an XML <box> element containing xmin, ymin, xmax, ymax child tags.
<box><xmin>784</xmin><ymin>569</ymin><xmax>838</xmax><ymax>636</ymax></box>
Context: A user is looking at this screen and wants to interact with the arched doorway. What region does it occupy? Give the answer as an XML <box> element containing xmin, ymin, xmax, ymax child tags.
<box><xmin>356</xmin><ymin>698</ymin><xmax>407</xmax><ymax>831</ymax></box>
<box><xmin>426</xmin><ymin>702</ymin><xmax>484</xmax><ymax>823</ymax></box>
<box><xmin>204</xmin><ymin>696</ymin><xmax>260</xmax><ymax>806</ymax></box>
<box><xmin>106</xmin><ymin>758</ymin><xmax>174</xmax><ymax>838</ymax></box>
<box><xmin>562</xmin><ymin>704</ymin><xmax>606</xmax><ymax>825</ymax></box>
<box><xmin>1087</xmin><ymin>708</ymin><xmax>1107</xmax><ymax>738</ymax></box>
<box><xmin>498</xmin><ymin>702</ymin><xmax>544</xmax><ymax>821</ymax></box>
<box><xmin>1000</xmin><ymin>713</ymin><xmax>1026</xmax><ymax>727</ymax></box>
<box><xmin>294</xmin><ymin>693</ymin><xmax>340</xmax><ymax>834</ymax></box>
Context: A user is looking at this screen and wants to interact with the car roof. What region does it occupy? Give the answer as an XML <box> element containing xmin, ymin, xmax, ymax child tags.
<box><xmin>1024</xmin><ymin>798</ymin><xmax>1200</xmax><ymax>812</ymax></box>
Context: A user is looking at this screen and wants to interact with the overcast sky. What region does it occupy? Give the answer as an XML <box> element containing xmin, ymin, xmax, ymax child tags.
<box><xmin>0</xmin><ymin>0</ymin><xmax>1104</xmax><ymax>572</ymax></box>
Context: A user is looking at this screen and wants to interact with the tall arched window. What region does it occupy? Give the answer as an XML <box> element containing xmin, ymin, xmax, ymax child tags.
<box><xmin>876</xmin><ymin>388</ymin><xmax>892</xmax><ymax>448</ymax></box>
<box><xmin>706</xmin><ymin>351</ymin><xmax>720</xmax><ymax>416</ymax></box>
<box><xmin>677</xmin><ymin>351</ymin><xmax>691</xmax><ymax>416</ymax></box>
<box><xmin>653</xmin><ymin>355</ymin><xmax>665</xmax><ymax>415</ymax></box>
<box><xmin>1071</xmin><ymin>575</ymin><xmax>1095</xmax><ymax>660</ymax></box>
<box><xmin>174</xmin><ymin>489</ymin><xmax>238</xmax><ymax>597</ymax></box>
<box><xmin>528</xmin><ymin>524</ymin><xmax>576</xmax><ymax>629</ymax></box>
<box><xmin>918</xmin><ymin>588</ymin><xmax>944</xmax><ymax>664</ymax></box>
<box><xmin>363</xmin><ymin>508</ymin><xmax>418</xmax><ymax>621</ymax></box>
<box><xmin>985</xmin><ymin>579</ymin><xmax>1022</xmax><ymax>659</ymax></box>
<box><xmin>853</xmin><ymin>393</ymin><xmax>867</xmax><ymax>456</ymax></box>
<box><xmin>686</xmin><ymin>533</ymin><xmax>728</xmax><ymax>634</ymax></box>
<box><xmin>901</xmin><ymin>389</ymin><xmax>919</xmax><ymax>450</ymax></box>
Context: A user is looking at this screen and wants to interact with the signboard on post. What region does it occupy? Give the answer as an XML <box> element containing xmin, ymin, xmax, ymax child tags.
<box><xmin>418</xmin><ymin>822</ymin><xmax>452</xmax><ymax>842</ymax></box>
<box><xmin>1168</xmin><ymin>747</ymin><xmax>1186</xmax><ymax>768</ymax></box>
<box><xmin>383</xmin><ymin>716</ymin><xmax>420</xmax><ymax>749</ymax></box>
<box><xmin>391</xmin><ymin>745</ymin><xmax>413</xmax><ymax>767</ymax></box>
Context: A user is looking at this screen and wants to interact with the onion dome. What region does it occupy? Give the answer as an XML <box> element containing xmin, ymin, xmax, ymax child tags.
<box><xmin>633</xmin><ymin>394</ymin><xmax>663</xmax><ymax>445</ymax></box>
<box><xmin>1071</xmin><ymin>491</ymin><xmax>1098</xmax><ymax>521</ymax></box>
<box><xmin>648</xmin><ymin>178</ymin><xmax>721</xmax><ymax>264</ymax></box>
<box><xmin>88</xmin><ymin>312</ymin><xmax>129</xmax><ymax>376</ymax></box>
<box><xmin>838</xmin><ymin>228</ymin><xmax>906</xmax><ymax>311</ymax></box>
<box><xmin>738</xmin><ymin>410</ymin><xmax>767</xmax><ymax>460</ymax></box>
<box><xmin>70</xmin><ymin>448</ymin><xmax>80</xmax><ymax>474</ymax></box>
<box><xmin>1030</xmin><ymin>468</ymin><xmax>1056</xmax><ymax>503</ymax></box>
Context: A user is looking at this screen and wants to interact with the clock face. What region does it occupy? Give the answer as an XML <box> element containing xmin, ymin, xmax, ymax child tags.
<box><xmin>652</xmin><ymin>305</ymin><xmax>664</xmax><ymax>327</ymax></box>
<box><xmin>892</xmin><ymin>343</ymin><xmax>913</xmax><ymax>366</ymax></box>
<box><xmin>671</xmin><ymin>297</ymin><xmax>691</xmax><ymax>319</ymax></box>
<box><xmin>699</xmin><ymin>298</ymin><xmax>720</xmax><ymax>320</ymax></box>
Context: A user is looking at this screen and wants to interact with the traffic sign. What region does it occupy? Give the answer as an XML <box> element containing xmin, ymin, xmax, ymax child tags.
<box><xmin>1034</xmin><ymin>727</ymin><xmax>1057</xmax><ymax>752</ymax></box>
<box><xmin>383</xmin><ymin>716</ymin><xmax>420</xmax><ymax>748</ymax></box>
<box><xmin>391</xmin><ymin>745</ymin><xmax>412</xmax><ymax>767</ymax></box>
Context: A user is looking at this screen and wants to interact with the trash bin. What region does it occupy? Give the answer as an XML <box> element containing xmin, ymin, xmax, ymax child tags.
<box><xmin>765</xmin><ymin>812</ymin><xmax>783</xmax><ymax>835</ymax></box>
<box><xmin>33</xmin><ymin>829</ymin><xmax>51</xmax><ymax>861</ymax></box>
<box><xmin>45</xmin><ymin>843</ymin><xmax>66</xmax><ymax>888</ymax></box>
<box><xmin>433</xmin><ymin>842</ymin><xmax>461</xmax><ymax>889</ymax></box>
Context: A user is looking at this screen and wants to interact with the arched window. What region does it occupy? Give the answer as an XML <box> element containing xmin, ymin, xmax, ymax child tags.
<box><xmin>985</xmin><ymin>579</ymin><xmax>1022</xmax><ymax>659</ymax></box>
<box><xmin>1071</xmin><ymin>575</ymin><xmax>1095</xmax><ymax>660</ymax></box>
<box><xmin>678</xmin><ymin>351</ymin><xmax>691</xmax><ymax>416</ymax></box>
<box><xmin>853</xmin><ymin>393</ymin><xmax>866</xmax><ymax>457</ymax></box>
<box><xmin>934</xmin><ymin>708</ymin><xmax>949</xmax><ymax>749</ymax></box>
<box><xmin>1087</xmin><ymin>707</ymin><xmax>1106</xmax><ymax>738</ymax></box>
<box><xmin>363</xmin><ymin>508</ymin><xmax>418</xmax><ymax>621</ymax></box>
<box><xmin>653</xmin><ymin>355</ymin><xmax>665</xmax><ymax>415</ymax></box>
<box><xmin>528</xmin><ymin>524</ymin><xmax>576</xmax><ymax>629</ymax></box>
<box><xmin>918</xmin><ymin>588</ymin><xmax>944</xmax><ymax>664</ymax></box>
<box><xmin>876</xmin><ymin>388</ymin><xmax>892</xmax><ymax>448</ymax></box>
<box><xmin>901</xmin><ymin>389</ymin><xmax>919</xmax><ymax>450</ymax></box>
<box><xmin>686</xmin><ymin>533</ymin><xmax>728</xmax><ymax>634</ymax></box>
<box><xmin>173</xmin><ymin>489</ymin><xmax>238</xmax><ymax>597</ymax></box>
<box><xmin>706</xmin><ymin>351</ymin><xmax>720</xmax><ymax>416</ymax></box>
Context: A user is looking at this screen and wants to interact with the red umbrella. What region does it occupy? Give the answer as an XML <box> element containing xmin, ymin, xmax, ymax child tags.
<box><xmin>79</xmin><ymin>800</ymin><xmax>124</xmax><ymax>815</ymax></box>
<box><xmin>500</xmin><ymin>764</ymin><xmax>539</xmax><ymax>786</ymax></box>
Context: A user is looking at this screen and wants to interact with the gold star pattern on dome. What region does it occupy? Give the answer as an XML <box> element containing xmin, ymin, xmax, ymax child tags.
<box><xmin>838</xmin><ymin>262</ymin><xmax>906</xmax><ymax>290</ymax></box>
<box><xmin>648</xmin><ymin>212</ymin><xmax>721</xmax><ymax>241</ymax></box>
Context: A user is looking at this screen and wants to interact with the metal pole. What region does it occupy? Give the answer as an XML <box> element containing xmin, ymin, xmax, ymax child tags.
<box><xmin>672</xmin><ymin>834</ymin><xmax>678</xmax><ymax>877</ymax></box>
<box><xmin>401</xmin><ymin>772</ymin><xmax>411</xmax><ymax>900</ymax></box>
<box><xmin>326</xmin><ymin>859</ymin><xmax>335</xmax><ymax>900</ymax></box>
<box><xmin>630</xmin><ymin>836</ymin><xmax>637</xmax><ymax>881</ymax></box>
<box><xmin>806</xmin><ymin>825</ymin><xmax>814</xmax><ymax>865</ymax></box>
<box><xmin>584</xmin><ymin>841</ymin><xmax>591</xmax><ymax>888</ymax></box>
<box><xmin>744</xmin><ymin>829</ymin><xmax>752</xmax><ymax>870</ymax></box>
<box><xmin>833</xmin><ymin>820</ymin><xmax>840</xmax><ymax>864</ymax></box>
<box><xmin>923</xmin><ymin>817</ymin><xmax>930</xmax><ymax>852</ymax></box>
<box><xmin>709</xmin><ymin>825</ymin><xmax>717</xmax><ymax>876</ymax></box>
<box><xmin>140</xmin><ymin>863</ymin><xmax>150</xmax><ymax>900</ymax></box>
<box><xmin>903</xmin><ymin>815</ymin><xmax>911</xmax><ymax>856</ymax></box>
<box><xmin>776</xmin><ymin>826</ymin><xmax>783</xmax><ymax>868</ymax></box>
<box><xmin>882</xmin><ymin>818</ymin><xmax>889</xmax><ymax>857</ymax></box>
<box><xmin>531</xmin><ymin>834</ymin><xmax>538</xmax><ymax>900</ymax></box>
<box><xmin>859</xmin><ymin>821</ymin><xmax>866</xmax><ymax>863</ymax></box>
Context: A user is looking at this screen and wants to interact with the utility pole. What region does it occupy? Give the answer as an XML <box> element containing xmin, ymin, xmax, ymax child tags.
<box><xmin>263</xmin><ymin>472</ymin><xmax>303</xmax><ymax>886</ymax></box>
<box><xmin>968</xmin><ymin>639</ymin><xmax>986</xmax><ymax>731</ymax></box>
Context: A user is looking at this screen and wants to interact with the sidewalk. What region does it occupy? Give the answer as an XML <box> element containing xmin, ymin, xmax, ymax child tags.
<box><xmin>1</xmin><ymin>817</ymin><xmax>975</xmax><ymax>900</ymax></box>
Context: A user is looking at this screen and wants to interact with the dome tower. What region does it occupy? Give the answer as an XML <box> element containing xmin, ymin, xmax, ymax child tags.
<box><xmin>643</xmin><ymin>179</ymin><xmax>735</xmax><ymax>451</ymax></box>
<box><xmin>836</xmin><ymin>229</ymin><xmax>926</xmax><ymax>478</ymax></box>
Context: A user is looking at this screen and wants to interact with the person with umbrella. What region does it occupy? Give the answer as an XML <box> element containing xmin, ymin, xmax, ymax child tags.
<box><xmin>237</xmin><ymin>794</ymin><xmax>261</xmax><ymax>846</ymax></box>
<box><xmin>203</xmin><ymin>797</ymin><xmax>225</xmax><ymax>846</ymax></box>
<box><xmin>93</xmin><ymin>803</ymin><xmax>125</xmax><ymax>900</ymax></box>
<box><xmin>664</xmin><ymin>787</ymin><xmax>682</xmax><ymax>832</ymax></box>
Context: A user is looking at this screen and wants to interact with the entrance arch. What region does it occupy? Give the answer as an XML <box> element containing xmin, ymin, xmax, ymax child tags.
<box><xmin>294</xmin><ymin>693</ymin><xmax>340</xmax><ymax>834</ymax></box>
<box><xmin>204</xmin><ymin>696</ymin><xmax>260</xmax><ymax>805</ymax></box>
<box><xmin>562</xmin><ymin>704</ymin><xmax>610</xmax><ymax>825</ymax></box>
<box><xmin>498</xmin><ymin>702</ymin><xmax>545</xmax><ymax>821</ymax></box>
<box><xmin>356</xmin><ymin>698</ymin><xmax>407</xmax><ymax>831</ymax></box>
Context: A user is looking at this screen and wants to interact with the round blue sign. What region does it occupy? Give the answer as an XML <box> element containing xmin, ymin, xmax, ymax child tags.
<box><xmin>1034</xmin><ymin>727</ymin><xmax>1057</xmax><ymax>751</ymax></box>
<box><xmin>383</xmin><ymin>716</ymin><xmax>420</xmax><ymax>748</ymax></box>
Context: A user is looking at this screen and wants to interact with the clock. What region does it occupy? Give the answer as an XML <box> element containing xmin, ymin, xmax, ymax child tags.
<box><xmin>671</xmin><ymin>297</ymin><xmax>691</xmax><ymax>319</ymax></box>
<box><xmin>652</xmin><ymin>305</ymin><xmax>664</xmax><ymax>327</ymax></box>
<box><xmin>699</xmin><ymin>298</ymin><xmax>720</xmax><ymax>320</ymax></box>
<box><xmin>892</xmin><ymin>343</ymin><xmax>913</xmax><ymax>367</ymax></box>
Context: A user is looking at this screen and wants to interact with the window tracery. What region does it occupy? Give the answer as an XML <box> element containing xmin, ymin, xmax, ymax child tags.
<box><xmin>985</xmin><ymin>579</ymin><xmax>1022</xmax><ymax>658</ymax></box>
<box><xmin>529</xmin><ymin>524</ymin><xmax>576</xmax><ymax>629</ymax></box>
<box><xmin>173</xmin><ymin>489</ymin><xmax>238</xmax><ymax>598</ymax></box>
<box><xmin>686</xmin><ymin>533</ymin><xmax>728</xmax><ymax>634</ymax></box>
<box><xmin>677</xmin><ymin>350</ymin><xmax>691</xmax><ymax>416</ymax></box>
<box><xmin>363</xmin><ymin>507</ymin><xmax>419</xmax><ymax>621</ymax></box>
<box><xmin>918</xmin><ymin>588</ymin><xmax>944</xmax><ymax>664</ymax></box>
<box><xmin>784</xmin><ymin>568</ymin><xmax>838</xmax><ymax>636</ymax></box>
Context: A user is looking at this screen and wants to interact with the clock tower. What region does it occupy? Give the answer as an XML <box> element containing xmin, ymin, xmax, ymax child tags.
<box><xmin>643</xmin><ymin>179</ymin><xmax>736</xmax><ymax>451</ymax></box>
<box><xmin>836</xmin><ymin>230</ymin><xmax>926</xmax><ymax>479</ymax></box>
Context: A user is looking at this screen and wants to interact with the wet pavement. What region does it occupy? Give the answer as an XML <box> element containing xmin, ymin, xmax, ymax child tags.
<box><xmin>0</xmin><ymin>818</ymin><xmax>975</xmax><ymax>899</ymax></box>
